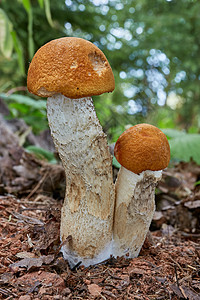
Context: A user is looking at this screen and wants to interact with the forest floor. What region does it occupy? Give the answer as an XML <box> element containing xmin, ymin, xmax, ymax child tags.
<box><xmin>0</xmin><ymin>116</ymin><xmax>200</xmax><ymax>299</ymax></box>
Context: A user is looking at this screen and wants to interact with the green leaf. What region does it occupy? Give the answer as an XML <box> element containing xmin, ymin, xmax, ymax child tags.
<box><xmin>162</xmin><ymin>128</ymin><xmax>187</xmax><ymax>139</ymax></box>
<box><xmin>112</xmin><ymin>156</ymin><xmax>121</xmax><ymax>169</ymax></box>
<box><xmin>21</xmin><ymin>0</ymin><xmax>31</xmax><ymax>14</ymax></box>
<box><xmin>169</xmin><ymin>134</ymin><xmax>200</xmax><ymax>164</ymax></box>
<box><xmin>0</xmin><ymin>93</ymin><xmax>47</xmax><ymax>110</ymax></box>
<box><xmin>0</xmin><ymin>8</ymin><xmax>13</xmax><ymax>58</ymax></box>
<box><xmin>37</xmin><ymin>0</ymin><xmax>44</xmax><ymax>9</ymax></box>
<box><xmin>25</xmin><ymin>145</ymin><xmax>57</xmax><ymax>164</ymax></box>
<box><xmin>9</xmin><ymin>102</ymin><xmax>29</xmax><ymax>114</ymax></box>
<box><xmin>26</xmin><ymin>3</ymin><xmax>34</xmax><ymax>59</ymax></box>
<box><xmin>19</xmin><ymin>0</ymin><xmax>34</xmax><ymax>58</ymax></box>
<box><xmin>44</xmin><ymin>0</ymin><xmax>54</xmax><ymax>27</ymax></box>
<box><xmin>10</xmin><ymin>31</ymin><xmax>25</xmax><ymax>75</ymax></box>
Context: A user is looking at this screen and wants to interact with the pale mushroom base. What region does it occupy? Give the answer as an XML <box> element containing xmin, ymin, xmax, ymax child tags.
<box><xmin>113</xmin><ymin>167</ymin><xmax>162</xmax><ymax>258</ymax></box>
<box><xmin>46</xmin><ymin>94</ymin><xmax>115</xmax><ymax>267</ymax></box>
<box><xmin>61</xmin><ymin>239</ymin><xmax>113</xmax><ymax>268</ymax></box>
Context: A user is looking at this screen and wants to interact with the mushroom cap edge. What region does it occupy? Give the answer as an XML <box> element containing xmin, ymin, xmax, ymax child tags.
<box><xmin>27</xmin><ymin>37</ymin><xmax>115</xmax><ymax>99</ymax></box>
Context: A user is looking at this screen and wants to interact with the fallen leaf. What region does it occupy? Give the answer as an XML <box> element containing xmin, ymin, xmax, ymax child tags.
<box><xmin>18</xmin><ymin>295</ymin><xmax>32</xmax><ymax>300</ymax></box>
<box><xmin>170</xmin><ymin>284</ymin><xmax>184</xmax><ymax>298</ymax></box>
<box><xmin>32</xmin><ymin>217</ymin><xmax>60</xmax><ymax>251</ymax></box>
<box><xmin>15</xmin><ymin>251</ymin><xmax>36</xmax><ymax>259</ymax></box>
<box><xmin>184</xmin><ymin>200</ymin><xmax>200</xmax><ymax>209</ymax></box>
<box><xmin>16</xmin><ymin>271</ymin><xmax>65</xmax><ymax>293</ymax></box>
<box><xmin>88</xmin><ymin>283</ymin><xmax>102</xmax><ymax>296</ymax></box>
<box><xmin>180</xmin><ymin>285</ymin><xmax>200</xmax><ymax>300</ymax></box>
<box><xmin>9</xmin><ymin>254</ymin><xmax>54</xmax><ymax>271</ymax></box>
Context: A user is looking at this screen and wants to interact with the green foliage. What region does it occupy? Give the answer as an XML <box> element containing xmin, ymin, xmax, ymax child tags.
<box><xmin>0</xmin><ymin>0</ymin><xmax>200</xmax><ymax>165</ymax></box>
<box><xmin>20</xmin><ymin>0</ymin><xmax>34</xmax><ymax>59</ymax></box>
<box><xmin>112</xmin><ymin>156</ymin><xmax>121</xmax><ymax>169</ymax></box>
<box><xmin>0</xmin><ymin>93</ymin><xmax>47</xmax><ymax>133</ymax></box>
<box><xmin>25</xmin><ymin>145</ymin><xmax>57</xmax><ymax>163</ymax></box>
<box><xmin>43</xmin><ymin>0</ymin><xmax>54</xmax><ymax>27</ymax></box>
<box><xmin>0</xmin><ymin>0</ymin><xmax>54</xmax><ymax>79</ymax></box>
<box><xmin>0</xmin><ymin>8</ymin><xmax>13</xmax><ymax>58</ymax></box>
<box><xmin>163</xmin><ymin>129</ymin><xmax>200</xmax><ymax>164</ymax></box>
<box><xmin>10</xmin><ymin>31</ymin><xmax>25</xmax><ymax>75</ymax></box>
<box><xmin>162</xmin><ymin>129</ymin><xmax>187</xmax><ymax>139</ymax></box>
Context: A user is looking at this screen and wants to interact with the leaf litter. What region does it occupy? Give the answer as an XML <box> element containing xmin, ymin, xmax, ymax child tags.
<box><xmin>0</xmin><ymin>116</ymin><xmax>200</xmax><ymax>299</ymax></box>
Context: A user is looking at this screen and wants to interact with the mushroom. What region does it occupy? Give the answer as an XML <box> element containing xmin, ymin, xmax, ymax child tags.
<box><xmin>112</xmin><ymin>123</ymin><xmax>170</xmax><ymax>258</ymax></box>
<box><xmin>27</xmin><ymin>37</ymin><xmax>115</xmax><ymax>267</ymax></box>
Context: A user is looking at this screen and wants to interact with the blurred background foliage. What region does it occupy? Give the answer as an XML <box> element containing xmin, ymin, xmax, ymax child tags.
<box><xmin>0</xmin><ymin>0</ymin><xmax>200</xmax><ymax>164</ymax></box>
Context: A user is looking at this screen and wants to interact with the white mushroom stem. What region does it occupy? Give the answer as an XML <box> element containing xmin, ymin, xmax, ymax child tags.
<box><xmin>46</xmin><ymin>93</ymin><xmax>115</xmax><ymax>267</ymax></box>
<box><xmin>113</xmin><ymin>166</ymin><xmax>162</xmax><ymax>258</ymax></box>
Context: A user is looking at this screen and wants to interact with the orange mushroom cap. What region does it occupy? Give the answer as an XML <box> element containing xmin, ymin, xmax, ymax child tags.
<box><xmin>114</xmin><ymin>124</ymin><xmax>170</xmax><ymax>174</ymax></box>
<box><xmin>27</xmin><ymin>37</ymin><xmax>115</xmax><ymax>99</ymax></box>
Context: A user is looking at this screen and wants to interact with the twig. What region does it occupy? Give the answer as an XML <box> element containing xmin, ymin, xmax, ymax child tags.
<box><xmin>187</xmin><ymin>264</ymin><xmax>197</xmax><ymax>270</ymax></box>
<box><xmin>17</xmin><ymin>200</ymin><xmax>50</xmax><ymax>205</ymax></box>
<box><xmin>26</xmin><ymin>171</ymin><xmax>48</xmax><ymax>200</ymax></box>
<box><xmin>99</xmin><ymin>293</ymin><xmax>107</xmax><ymax>300</ymax></box>
<box><xmin>102</xmin><ymin>290</ymin><xmax>117</xmax><ymax>298</ymax></box>
<box><xmin>168</xmin><ymin>256</ymin><xmax>184</xmax><ymax>273</ymax></box>
<box><xmin>11</xmin><ymin>211</ymin><xmax>44</xmax><ymax>225</ymax></box>
<box><xmin>180</xmin><ymin>231</ymin><xmax>200</xmax><ymax>238</ymax></box>
<box><xmin>71</xmin><ymin>261</ymin><xmax>82</xmax><ymax>271</ymax></box>
<box><xmin>6</xmin><ymin>86</ymin><xmax>27</xmax><ymax>95</ymax></box>
<box><xmin>174</xmin><ymin>265</ymin><xmax>186</xmax><ymax>299</ymax></box>
<box><xmin>19</xmin><ymin>207</ymin><xmax>48</xmax><ymax>212</ymax></box>
<box><xmin>179</xmin><ymin>286</ymin><xmax>187</xmax><ymax>299</ymax></box>
<box><xmin>0</xmin><ymin>288</ymin><xmax>18</xmax><ymax>297</ymax></box>
<box><xmin>174</xmin><ymin>265</ymin><xmax>180</xmax><ymax>288</ymax></box>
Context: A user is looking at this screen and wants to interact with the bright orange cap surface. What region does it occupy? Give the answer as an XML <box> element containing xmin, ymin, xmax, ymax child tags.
<box><xmin>114</xmin><ymin>124</ymin><xmax>170</xmax><ymax>174</ymax></box>
<box><xmin>27</xmin><ymin>37</ymin><xmax>115</xmax><ymax>99</ymax></box>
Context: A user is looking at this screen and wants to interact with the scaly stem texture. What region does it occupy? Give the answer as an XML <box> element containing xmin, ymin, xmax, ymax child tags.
<box><xmin>113</xmin><ymin>167</ymin><xmax>162</xmax><ymax>258</ymax></box>
<box><xmin>47</xmin><ymin>94</ymin><xmax>115</xmax><ymax>266</ymax></box>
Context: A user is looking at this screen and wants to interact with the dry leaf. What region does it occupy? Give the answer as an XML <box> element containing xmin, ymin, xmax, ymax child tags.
<box><xmin>10</xmin><ymin>254</ymin><xmax>54</xmax><ymax>271</ymax></box>
<box><xmin>184</xmin><ymin>200</ymin><xmax>200</xmax><ymax>209</ymax></box>
<box><xmin>88</xmin><ymin>283</ymin><xmax>102</xmax><ymax>296</ymax></box>
<box><xmin>15</xmin><ymin>251</ymin><xmax>36</xmax><ymax>259</ymax></box>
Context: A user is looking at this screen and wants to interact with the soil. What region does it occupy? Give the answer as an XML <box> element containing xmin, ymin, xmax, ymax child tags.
<box><xmin>0</xmin><ymin>115</ymin><xmax>200</xmax><ymax>299</ymax></box>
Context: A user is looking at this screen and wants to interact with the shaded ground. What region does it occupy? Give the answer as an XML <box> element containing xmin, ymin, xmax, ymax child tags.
<box><xmin>0</xmin><ymin>115</ymin><xmax>200</xmax><ymax>299</ymax></box>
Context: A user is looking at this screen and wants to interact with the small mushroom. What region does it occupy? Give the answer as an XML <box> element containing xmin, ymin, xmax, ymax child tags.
<box><xmin>112</xmin><ymin>123</ymin><xmax>170</xmax><ymax>258</ymax></box>
<box><xmin>27</xmin><ymin>37</ymin><xmax>115</xmax><ymax>267</ymax></box>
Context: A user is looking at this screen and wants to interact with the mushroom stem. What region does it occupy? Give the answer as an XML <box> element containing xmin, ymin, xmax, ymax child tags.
<box><xmin>46</xmin><ymin>93</ymin><xmax>115</xmax><ymax>267</ymax></box>
<box><xmin>113</xmin><ymin>166</ymin><xmax>162</xmax><ymax>258</ymax></box>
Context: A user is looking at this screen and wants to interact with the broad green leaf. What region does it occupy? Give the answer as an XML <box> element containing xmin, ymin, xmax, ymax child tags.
<box><xmin>10</xmin><ymin>31</ymin><xmax>25</xmax><ymax>75</ymax></box>
<box><xmin>162</xmin><ymin>128</ymin><xmax>187</xmax><ymax>140</ymax></box>
<box><xmin>0</xmin><ymin>8</ymin><xmax>13</xmax><ymax>58</ymax></box>
<box><xmin>44</xmin><ymin>0</ymin><xmax>54</xmax><ymax>27</ymax></box>
<box><xmin>25</xmin><ymin>146</ymin><xmax>57</xmax><ymax>164</ymax></box>
<box><xmin>0</xmin><ymin>93</ymin><xmax>47</xmax><ymax>110</ymax></box>
<box><xmin>9</xmin><ymin>102</ymin><xmax>29</xmax><ymax>114</ymax></box>
<box><xmin>169</xmin><ymin>134</ymin><xmax>200</xmax><ymax>164</ymax></box>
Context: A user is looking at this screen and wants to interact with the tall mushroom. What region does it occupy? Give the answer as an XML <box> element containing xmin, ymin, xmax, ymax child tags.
<box><xmin>27</xmin><ymin>37</ymin><xmax>115</xmax><ymax>267</ymax></box>
<box><xmin>113</xmin><ymin>123</ymin><xmax>170</xmax><ymax>258</ymax></box>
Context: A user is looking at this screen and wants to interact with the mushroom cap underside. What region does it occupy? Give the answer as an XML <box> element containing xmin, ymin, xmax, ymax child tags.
<box><xmin>114</xmin><ymin>123</ymin><xmax>170</xmax><ymax>174</ymax></box>
<box><xmin>27</xmin><ymin>37</ymin><xmax>115</xmax><ymax>99</ymax></box>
